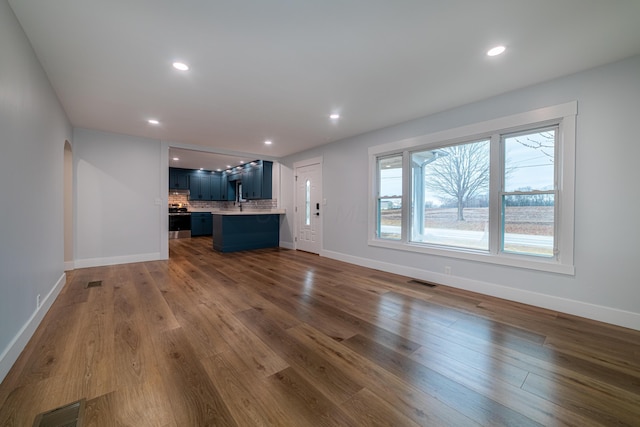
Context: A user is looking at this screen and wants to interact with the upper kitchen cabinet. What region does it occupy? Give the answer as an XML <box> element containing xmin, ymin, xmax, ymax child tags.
<box><xmin>189</xmin><ymin>171</ymin><xmax>212</xmax><ymax>200</ymax></box>
<box><xmin>225</xmin><ymin>168</ymin><xmax>243</xmax><ymax>182</ymax></box>
<box><xmin>242</xmin><ymin>160</ymin><xmax>272</xmax><ymax>200</ymax></box>
<box><xmin>219</xmin><ymin>172</ymin><xmax>236</xmax><ymax>201</ymax></box>
<box><xmin>169</xmin><ymin>167</ymin><xmax>190</xmax><ymax>190</ymax></box>
<box><xmin>189</xmin><ymin>171</ymin><xmax>228</xmax><ymax>201</ymax></box>
<box><xmin>170</xmin><ymin>161</ymin><xmax>271</xmax><ymax>201</ymax></box>
<box><xmin>209</xmin><ymin>173</ymin><xmax>222</xmax><ymax>201</ymax></box>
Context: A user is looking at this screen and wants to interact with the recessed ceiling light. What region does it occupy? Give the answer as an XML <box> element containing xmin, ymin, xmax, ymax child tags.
<box><xmin>329</xmin><ymin>113</ymin><xmax>340</xmax><ymax>120</ymax></box>
<box><xmin>148</xmin><ymin>119</ymin><xmax>160</xmax><ymax>125</ymax></box>
<box><xmin>172</xmin><ymin>157</ymin><xmax>179</xmax><ymax>161</ymax></box>
<box><xmin>264</xmin><ymin>140</ymin><xmax>272</xmax><ymax>145</ymax></box>
<box><xmin>487</xmin><ymin>45</ymin><xmax>506</xmax><ymax>57</ymax></box>
<box><xmin>172</xmin><ymin>62</ymin><xmax>189</xmax><ymax>71</ymax></box>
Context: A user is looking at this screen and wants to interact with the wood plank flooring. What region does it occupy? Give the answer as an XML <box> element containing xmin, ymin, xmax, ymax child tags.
<box><xmin>1</xmin><ymin>237</ymin><xmax>639</xmax><ymax>426</ymax></box>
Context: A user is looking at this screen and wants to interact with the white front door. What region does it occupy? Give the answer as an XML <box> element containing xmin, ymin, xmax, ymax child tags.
<box><xmin>295</xmin><ymin>161</ymin><xmax>322</xmax><ymax>254</ymax></box>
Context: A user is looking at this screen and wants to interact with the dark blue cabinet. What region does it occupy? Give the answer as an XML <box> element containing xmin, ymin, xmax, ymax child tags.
<box><xmin>241</xmin><ymin>160</ymin><xmax>272</xmax><ymax>200</ymax></box>
<box><xmin>190</xmin><ymin>171</ymin><xmax>229</xmax><ymax>201</ymax></box>
<box><xmin>169</xmin><ymin>168</ymin><xmax>190</xmax><ymax>189</ymax></box>
<box><xmin>209</xmin><ymin>173</ymin><xmax>221</xmax><ymax>201</ymax></box>
<box><xmin>220</xmin><ymin>171</ymin><xmax>240</xmax><ymax>201</ymax></box>
<box><xmin>171</xmin><ymin>164</ymin><xmax>268</xmax><ymax>201</ymax></box>
<box><xmin>189</xmin><ymin>172</ymin><xmax>211</xmax><ymax>200</ymax></box>
<box><xmin>212</xmin><ymin>213</ymin><xmax>280</xmax><ymax>252</ymax></box>
<box><xmin>191</xmin><ymin>212</ymin><xmax>213</xmax><ymax>236</ymax></box>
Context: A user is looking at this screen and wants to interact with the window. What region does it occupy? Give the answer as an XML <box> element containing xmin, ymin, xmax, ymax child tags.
<box><xmin>369</xmin><ymin>102</ymin><xmax>576</xmax><ymax>274</ymax></box>
<box><xmin>305</xmin><ymin>179</ymin><xmax>311</xmax><ymax>226</ymax></box>
<box><xmin>411</xmin><ymin>139</ymin><xmax>490</xmax><ymax>251</ymax></box>
<box><xmin>376</xmin><ymin>155</ymin><xmax>403</xmax><ymax>240</ymax></box>
<box><xmin>502</xmin><ymin>127</ymin><xmax>557</xmax><ymax>256</ymax></box>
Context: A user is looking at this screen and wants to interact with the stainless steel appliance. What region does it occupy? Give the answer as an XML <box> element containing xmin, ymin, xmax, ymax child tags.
<box><xmin>169</xmin><ymin>205</ymin><xmax>191</xmax><ymax>239</ymax></box>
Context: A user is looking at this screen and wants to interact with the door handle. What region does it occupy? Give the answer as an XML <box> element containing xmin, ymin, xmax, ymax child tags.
<box><xmin>315</xmin><ymin>212</ymin><xmax>320</xmax><ymax>216</ymax></box>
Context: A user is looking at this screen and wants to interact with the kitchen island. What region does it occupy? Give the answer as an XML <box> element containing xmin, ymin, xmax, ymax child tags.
<box><xmin>210</xmin><ymin>209</ymin><xmax>285</xmax><ymax>253</ymax></box>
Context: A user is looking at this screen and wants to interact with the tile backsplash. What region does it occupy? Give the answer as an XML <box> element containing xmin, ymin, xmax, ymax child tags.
<box><xmin>168</xmin><ymin>192</ymin><xmax>277</xmax><ymax>210</ymax></box>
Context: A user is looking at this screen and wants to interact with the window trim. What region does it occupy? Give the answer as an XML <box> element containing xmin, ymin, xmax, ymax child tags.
<box><xmin>368</xmin><ymin>102</ymin><xmax>576</xmax><ymax>275</ymax></box>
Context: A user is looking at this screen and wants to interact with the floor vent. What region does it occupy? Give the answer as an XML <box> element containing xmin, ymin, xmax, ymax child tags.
<box><xmin>86</xmin><ymin>280</ymin><xmax>102</xmax><ymax>288</ymax></box>
<box><xmin>33</xmin><ymin>399</ymin><xmax>85</xmax><ymax>427</ymax></box>
<box><xmin>408</xmin><ymin>279</ymin><xmax>437</xmax><ymax>288</ymax></box>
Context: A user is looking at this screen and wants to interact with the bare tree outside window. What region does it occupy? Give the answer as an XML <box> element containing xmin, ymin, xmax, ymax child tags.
<box><xmin>427</xmin><ymin>140</ymin><xmax>490</xmax><ymax>221</ymax></box>
<box><xmin>410</xmin><ymin>140</ymin><xmax>490</xmax><ymax>250</ymax></box>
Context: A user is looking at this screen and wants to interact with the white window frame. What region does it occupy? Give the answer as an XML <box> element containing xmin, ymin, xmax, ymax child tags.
<box><xmin>376</xmin><ymin>154</ymin><xmax>404</xmax><ymax>240</ymax></box>
<box><xmin>368</xmin><ymin>102</ymin><xmax>576</xmax><ymax>275</ymax></box>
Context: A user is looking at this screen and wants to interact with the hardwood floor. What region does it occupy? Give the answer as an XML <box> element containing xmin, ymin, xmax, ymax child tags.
<box><xmin>1</xmin><ymin>237</ymin><xmax>639</xmax><ymax>426</ymax></box>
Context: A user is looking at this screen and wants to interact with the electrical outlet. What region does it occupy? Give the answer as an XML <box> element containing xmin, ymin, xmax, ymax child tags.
<box><xmin>37</xmin><ymin>294</ymin><xmax>41</xmax><ymax>309</ymax></box>
<box><xmin>444</xmin><ymin>266</ymin><xmax>452</xmax><ymax>275</ymax></box>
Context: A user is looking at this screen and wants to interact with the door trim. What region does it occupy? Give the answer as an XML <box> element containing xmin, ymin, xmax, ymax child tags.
<box><xmin>293</xmin><ymin>156</ymin><xmax>323</xmax><ymax>254</ymax></box>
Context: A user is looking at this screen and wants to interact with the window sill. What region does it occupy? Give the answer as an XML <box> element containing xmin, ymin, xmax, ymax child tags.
<box><xmin>368</xmin><ymin>238</ymin><xmax>575</xmax><ymax>275</ymax></box>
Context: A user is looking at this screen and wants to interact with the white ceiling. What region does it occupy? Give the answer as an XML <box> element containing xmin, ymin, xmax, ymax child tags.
<box><xmin>168</xmin><ymin>147</ymin><xmax>253</xmax><ymax>172</ymax></box>
<box><xmin>8</xmin><ymin>0</ymin><xmax>640</xmax><ymax>169</ymax></box>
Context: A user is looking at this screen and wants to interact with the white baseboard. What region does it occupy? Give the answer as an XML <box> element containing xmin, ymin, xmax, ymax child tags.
<box><xmin>322</xmin><ymin>249</ymin><xmax>640</xmax><ymax>331</ymax></box>
<box><xmin>0</xmin><ymin>272</ymin><xmax>66</xmax><ymax>383</ymax></box>
<box><xmin>64</xmin><ymin>260</ymin><xmax>74</xmax><ymax>271</ymax></box>
<box><xmin>279</xmin><ymin>241</ymin><xmax>295</xmax><ymax>250</ymax></box>
<box><xmin>74</xmin><ymin>252</ymin><xmax>163</xmax><ymax>269</ymax></box>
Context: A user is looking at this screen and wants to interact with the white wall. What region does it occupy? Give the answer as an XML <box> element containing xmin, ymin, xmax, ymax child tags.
<box><xmin>281</xmin><ymin>55</ymin><xmax>640</xmax><ymax>330</ymax></box>
<box><xmin>74</xmin><ymin>128</ymin><xmax>166</xmax><ymax>268</ymax></box>
<box><xmin>278</xmin><ymin>163</ymin><xmax>295</xmax><ymax>248</ymax></box>
<box><xmin>0</xmin><ymin>0</ymin><xmax>72</xmax><ymax>381</ymax></box>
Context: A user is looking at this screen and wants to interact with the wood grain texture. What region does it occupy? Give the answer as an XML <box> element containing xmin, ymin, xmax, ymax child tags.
<box><xmin>1</xmin><ymin>236</ymin><xmax>639</xmax><ymax>426</ymax></box>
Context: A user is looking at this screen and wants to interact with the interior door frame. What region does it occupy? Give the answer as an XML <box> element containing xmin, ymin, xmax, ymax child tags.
<box><xmin>293</xmin><ymin>156</ymin><xmax>323</xmax><ymax>254</ymax></box>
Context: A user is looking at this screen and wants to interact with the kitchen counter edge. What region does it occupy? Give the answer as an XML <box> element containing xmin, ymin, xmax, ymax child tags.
<box><xmin>190</xmin><ymin>209</ymin><xmax>286</xmax><ymax>216</ymax></box>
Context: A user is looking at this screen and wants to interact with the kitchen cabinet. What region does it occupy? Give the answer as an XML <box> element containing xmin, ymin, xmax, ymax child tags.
<box><xmin>209</xmin><ymin>173</ymin><xmax>221</xmax><ymax>200</ymax></box>
<box><xmin>169</xmin><ymin>167</ymin><xmax>190</xmax><ymax>189</ymax></box>
<box><xmin>219</xmin><ymin>173</ymin><xmax>235</xmax><ymax>201</ymax></box>
<box><xmin>241</xmin><ymin>160</ymin><xmax>272</xmax><ymax>200</ymax></box>
<box><xmin>191</xmin><ymin>212</ymin><xmax>213</xmax><ymax>236</ymax></box>
<box><xmin>212</xmin><ymin>212</ymin><xmax>280</xmax><ymax>252</ymax></box>
<box><xmin>171</xmin><ymin>162</ymin><xmax>269</xmax><ymax>201</ymax></box>
<box><xmin>189</xmin><ymin>172</ymin><xmax>211</xmax><ymax>200</ymax></box>
<box><xmin>191</xmin><ymin>171</ymin><xmax>230</xmax><ymax>201</ymax></box>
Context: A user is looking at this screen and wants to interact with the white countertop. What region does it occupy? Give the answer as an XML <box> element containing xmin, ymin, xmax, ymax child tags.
<box><xmin>190</xmin><ymin>208</ymin><xmax>286</xmax><ymax>215</ymax></box>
